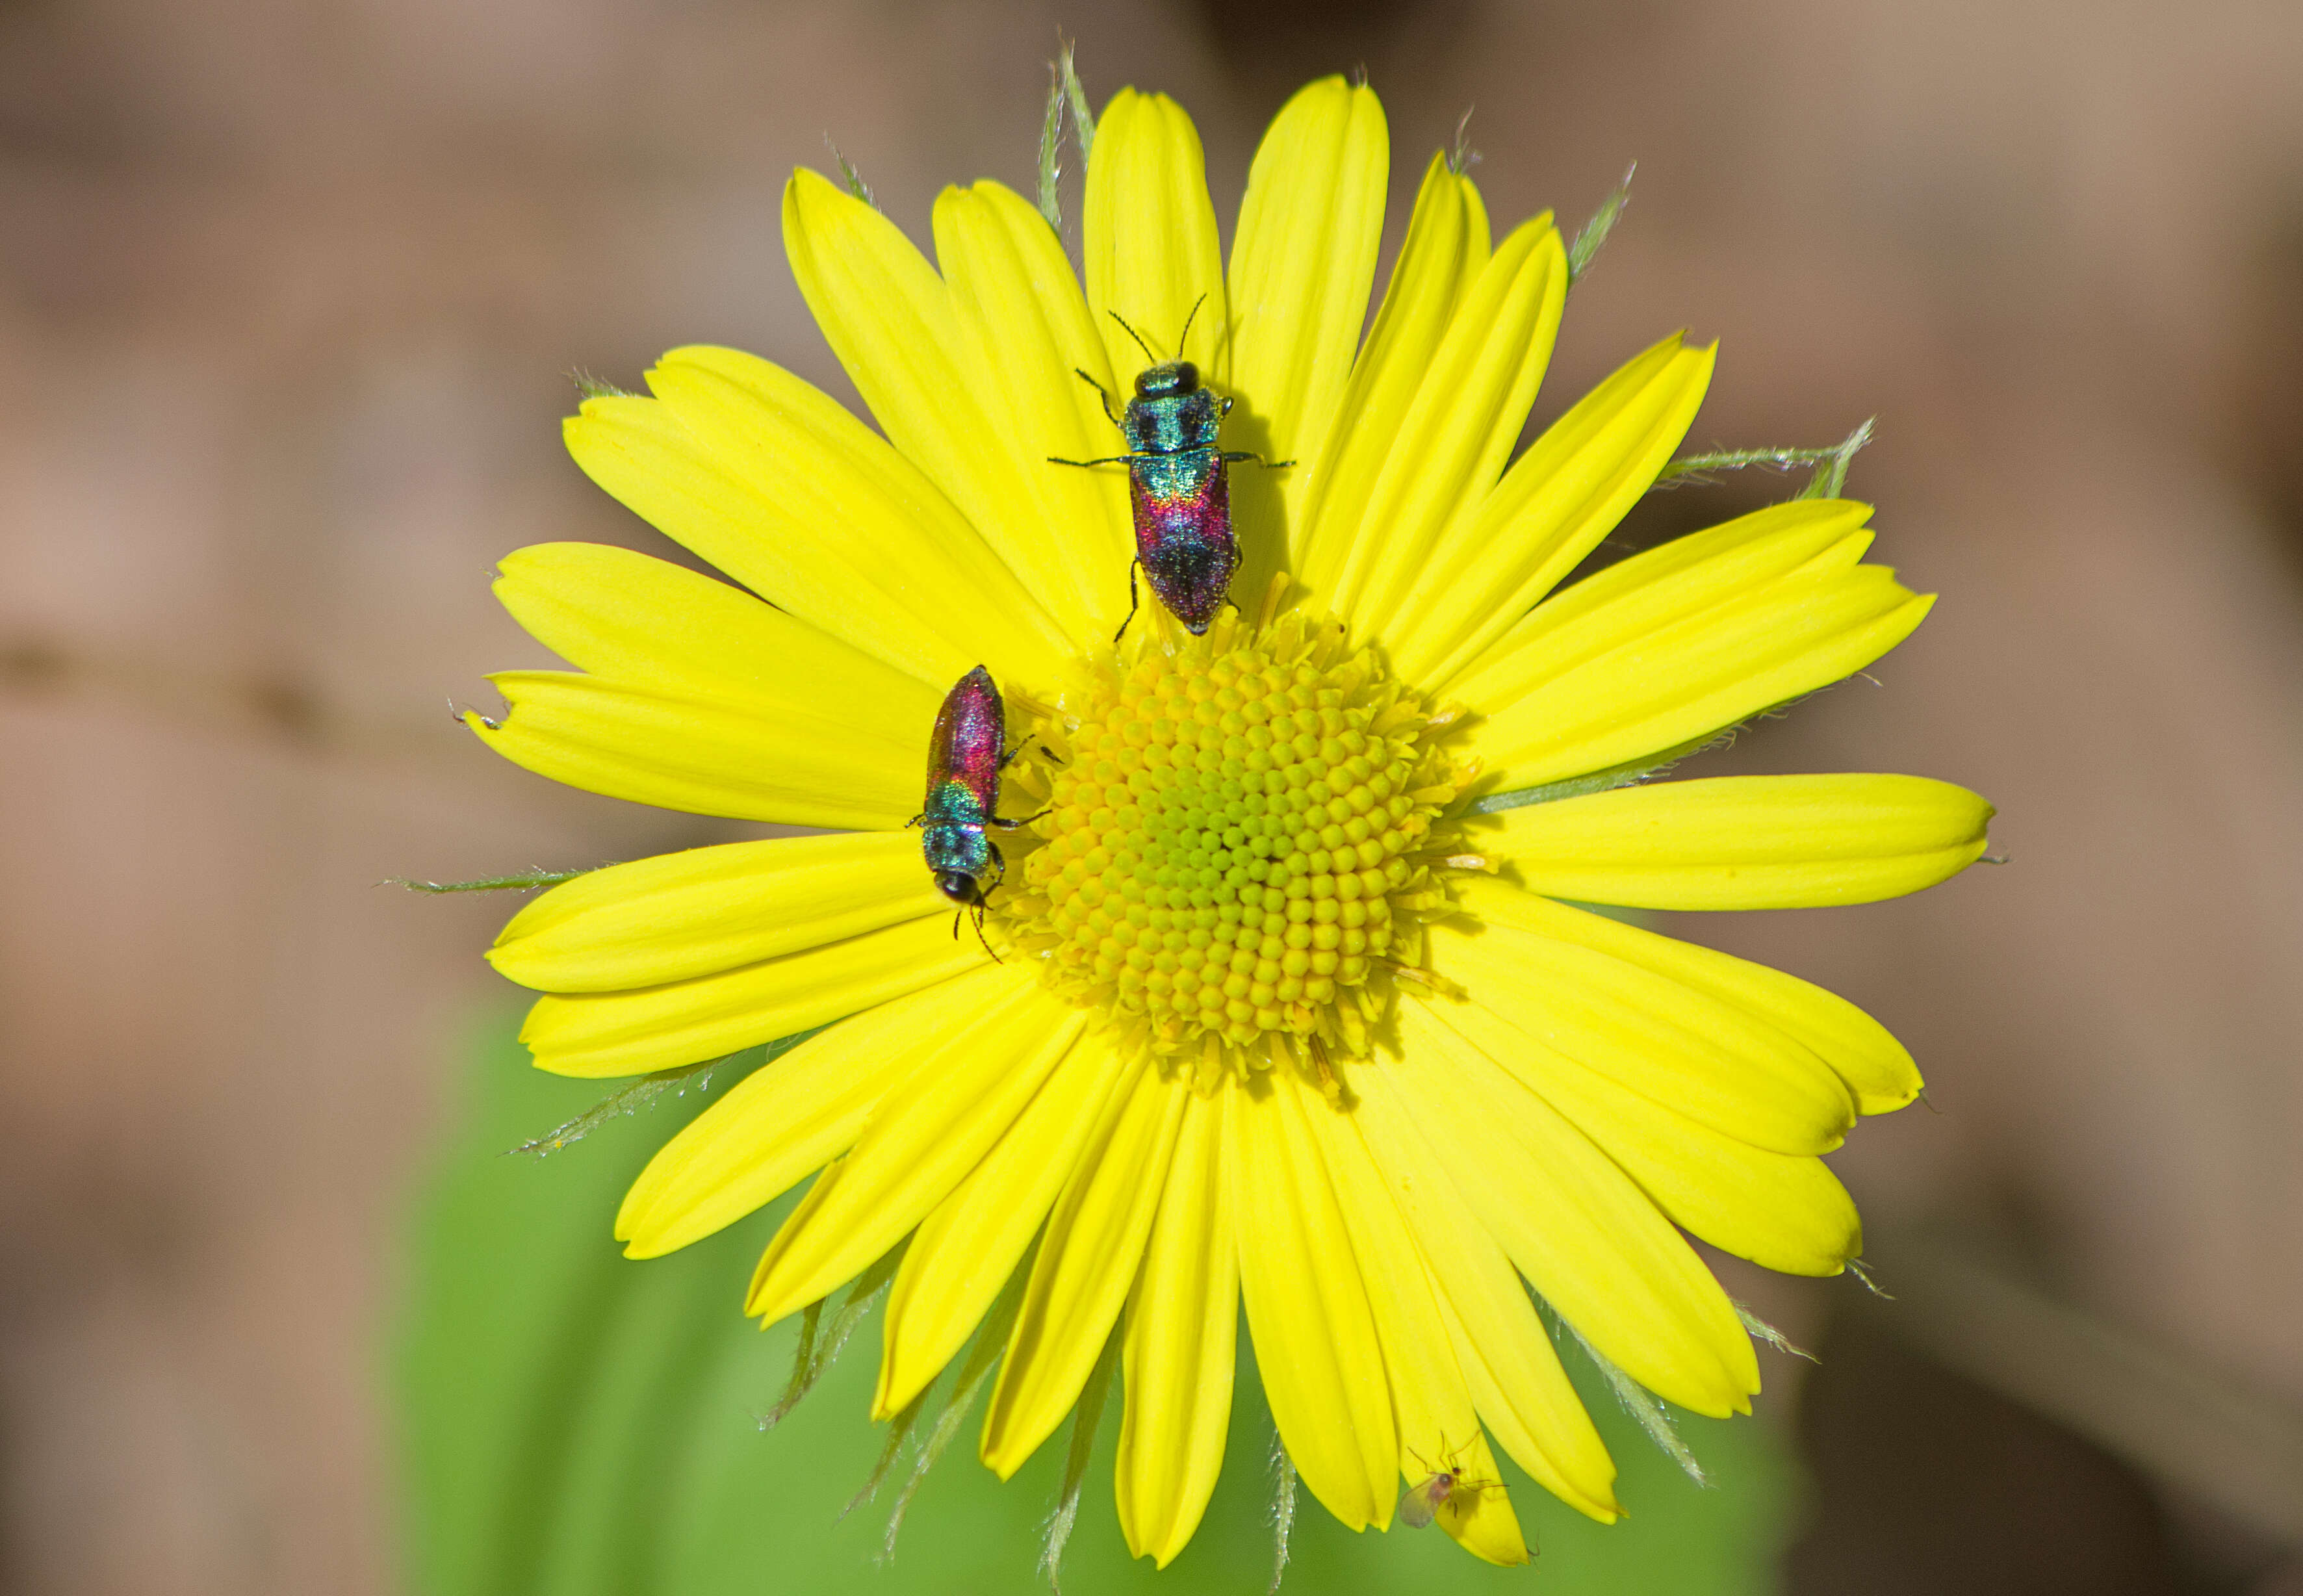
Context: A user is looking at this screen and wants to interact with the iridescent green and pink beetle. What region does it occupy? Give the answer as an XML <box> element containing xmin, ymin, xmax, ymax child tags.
<box><xmin>912</xmin><ymin>665</ymin><xmax>1036</xmax><ymax>949</ymax></box>
<box><xmin>1053</xmin><ymin>304</ymin><xmax>1285</xmax><ymax>638</ymax></box>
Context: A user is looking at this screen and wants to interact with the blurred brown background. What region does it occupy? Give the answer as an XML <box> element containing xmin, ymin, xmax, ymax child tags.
<box><xmin>4</xmin><ymin>0</ymin><xmax>2302</xmax><ymax>1591</ymax></box>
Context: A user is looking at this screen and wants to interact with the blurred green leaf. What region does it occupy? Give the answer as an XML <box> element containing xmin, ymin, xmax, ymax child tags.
<box><xmin>395</xmin><ymin>1014</ymin><xmax>1799</xmax><ymax>1594</ymax></box>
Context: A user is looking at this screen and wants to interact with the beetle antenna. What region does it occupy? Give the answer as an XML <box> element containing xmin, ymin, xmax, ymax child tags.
<box><xmin>1107</xmin><ymin>310</ymin><xmax>1158</xmax><ymax>364</ymax></box>
<box><xmin>1174</xmin><ymin>293</ymin><xmax>1206</xmax><ymax>359</ymax></box>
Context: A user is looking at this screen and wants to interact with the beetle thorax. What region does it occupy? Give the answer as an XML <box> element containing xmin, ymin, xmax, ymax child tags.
<box><xmin>1122</xmin><ymin>383</ymin><xmax>1223</xmax><ymax>456</ymax></box>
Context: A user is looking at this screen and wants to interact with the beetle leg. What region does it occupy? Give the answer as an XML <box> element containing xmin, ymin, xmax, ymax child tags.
<box><xmin>1048</xmin><ymin>453</ymin><xmax>1136</xmax><ymax>468</ymax></box>
<box><xmin>996</xmin><ymin>734</ymin><xmax>1062</xmax><ymax>770</ymax></box>
<box><xmin>1073</xmin><ymin>367</ymin><xmax>1122</xmax><ymax>426</ymax></box>
<box><xmin>1113</xmin><ymin>559</ymin><xmax>1142</xmax><ymax>644</ymax></box>
<box><xmin>1223</xmin><ymin>452</ymin><xmax>1294</xmax><ymax>469</ymax></box>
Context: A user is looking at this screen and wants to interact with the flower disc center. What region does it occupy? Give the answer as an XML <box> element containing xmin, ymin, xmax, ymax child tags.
<box><xmin>1004</xmin><ymin>608</ymin><xmax>1462</xmax><ymax>1077</ymax></box>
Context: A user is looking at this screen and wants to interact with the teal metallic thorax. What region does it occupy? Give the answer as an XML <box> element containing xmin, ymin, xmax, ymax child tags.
<box><xmin>1121</xmin><ymin>372</ymin><xmax>1224</xmax><ymax>456</ymax></box>
<box><xmin>919</xmin><ymin>773</ymin><xmax>995</xmax><ymax>879</ymax></box>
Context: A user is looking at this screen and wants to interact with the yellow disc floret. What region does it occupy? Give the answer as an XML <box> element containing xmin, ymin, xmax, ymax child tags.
<box><xmin>999</xmin><ymin>602</ymin><xmax>1473</xmax><ymax>1088</ymax></box>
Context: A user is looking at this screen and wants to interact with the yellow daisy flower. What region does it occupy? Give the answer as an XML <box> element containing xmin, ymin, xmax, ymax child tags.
<box><xmin>467</xmin><ymin>77</ymin><xmax>1991</xmax><ymax>1571</ymax></box>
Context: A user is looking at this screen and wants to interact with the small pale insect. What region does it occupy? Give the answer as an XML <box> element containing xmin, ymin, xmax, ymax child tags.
<box><xmin>1398</xmin><ymin>1445</ymin><xmax>1500</xmax><ymax>1530</ymax></box>
<box><xmin>1397</xmin><ymin>1470</ymin><xmax>1456</xmax><ymax>1530</ymax></box>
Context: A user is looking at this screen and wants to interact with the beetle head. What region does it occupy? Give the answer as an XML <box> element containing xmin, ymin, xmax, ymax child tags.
<box><xmin>1133</xmin><ymin>361</ymin><xmax>1200</xmax><ymax>400</ymax></box>
<box><xmin>933</xmin><ymin>869</ymin><xmax>986</xmax><ymax>907</ymax></box>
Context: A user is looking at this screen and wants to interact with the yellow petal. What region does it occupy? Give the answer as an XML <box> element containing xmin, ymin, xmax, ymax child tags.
<box><xmin>490</xmin><ymin>832</ymin><xmax>940</xmax><ymax>994</ymax></box>
<box><xmin>981</xmin><ymin>1055</ymin><xmax>1185</xmax><ymax>1476</ymax></box>
<box><xmin>493</xmin><ymin>541</ymin><xmax>944</xmax><ymax>725</ymax></box>
<box><xmin>1114</xmin><ymin>1088</ymin><xmax>1237</xmax><ymax>1567</ymax></box>
<box><xmin>1466</xmin><ymin>566</ymin><xmax>1932</xmax><ymax>793</ymax></box>
<box><xmin>1330</xmin><ymin>216</ymin><xmax>1568</xmax><ymax>639</ymax></box>
<box><xmin>1348</xmin><ymin>1064</ymin><xmax>1620</xmax><ymax>1521</ymax></box>
<box><xmin>1430</xmin><ymin>915</ymin><xmax>1856</xmax><ymax>1155</ymax></box>
<box><xmin>1307</xmin><ymin>1078</ymin><xmax>1530</xmax><ymax>1562</ymax></box>
<box><xmin>519</xmin><ymin>914</ymin><xmax>985</xmax><ymax>1078</ymax></box>
<box><xmin>745</xmin><ymin>992</ymin><xmax>1085</xmax><ymax>1324</ymax></box>
<box><xmin>1304</xmin><ymin>1080</ymin><xmax>1473</xmax><ymax>1466</ymax></box>
<box><xmin>876</xmin><ymin>1025</ymin><xmax>1127</xmax><ymax>1417</ymax></box>
<box><xmin>1408</xmin><ymin>335</ymin><xmax>1716</xmax><ymax>688</ymax></box>
<box><xmin>1084</xmin><ymin>89</ymin><xmax>1228</xmax><ymax>383</ymax></box>
<box><xmin>933</xmin><ymin>180</ymin><xmax>1133</xmax><ymax>637</ymax></box>
<box><xmin>1394</xmin><ymin>1001</ymin><xmax>1759</xmax><ymax>1417</ymax></box>
<box><xmin>1296</xmin><ymin>151</ymin><xmax>1489</xmax><ymax>599</ymax></box>
<box><xmin>1472</xmin><ymin>497</ymin><xmax>1873</xmax><ymax>657</ymax></box>
<box><xmin>565</xmin><ymin>353</ymin><xmax>1068</xmax><ymax>688</ymax></box>
<box><xmin>613</xmin><ymin>968</ymin><xmax>1017</xmax><ymax>1255</ymax></box>
<box><xmin>1224</xmin><ymin>77</ymin><xmax>1388</xmax><ymax>598</ymax></box>
<box><xmin>781</xmin><ymin>170</ymin><xmax>1104</xmax><ymax>650</ymax></box>
<box><xmin>1452</xmin><ymin>497</ymin><xmax>1873</xmax><ymax>739</ymax></box>
<box><xmin>1491</xmin><ymin>773</ymin><xmax>1996</xmax><ymax>910</ymax></box>
<box><xmin>1229</xmin><ymin>1072</ymin><xmax>1396</xmax><ymax>1530</ymax></box>
<box><xmin>1461</xmin><ymin>877</ymin><xmax>1922</xmax><ymax>1113</ymax></box>
<box><xmin>1438</xmin><ymin>990</ymin><xmax>1861</xmax><ymax>1276</ymax></box>
<box><xmin>470</xmin><ymin>670</ymin><xmax>916</xmax><ymax>831</ymax></box>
